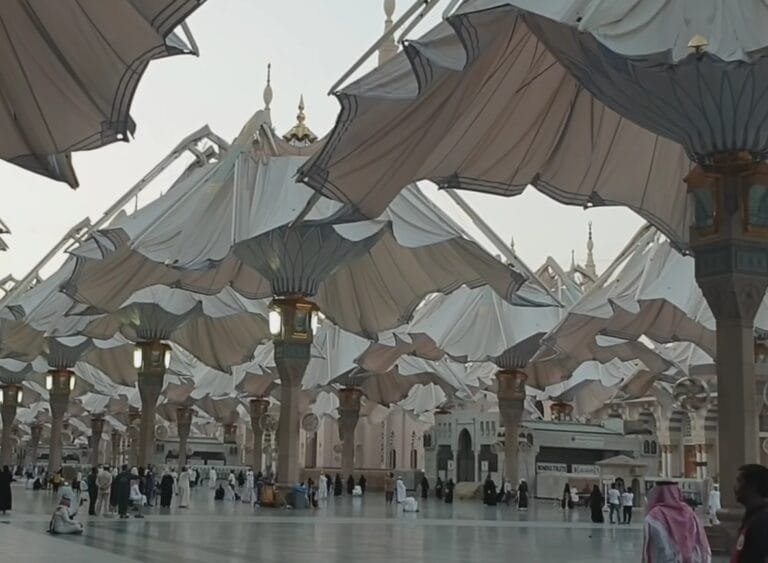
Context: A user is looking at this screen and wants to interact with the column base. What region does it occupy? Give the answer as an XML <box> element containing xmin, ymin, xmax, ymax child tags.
<box><xmin>706</xmin><ymin>508</ymin><xmax>744</xmax><ymax>553</ymax></box>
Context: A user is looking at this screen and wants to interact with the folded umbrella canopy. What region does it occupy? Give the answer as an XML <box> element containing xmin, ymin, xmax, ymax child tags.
<box><xmin>299</xmin><ymin>0</ymin><xmax>768</xmax><ymax>248</ymax></box>
<box><xmin>62</xmin><ymin>109</ymin><xmax>547</xmax><ymax>338</ymax></box>
<box><xmin>0</xmin><ymin>0</ymin><xmax>207</xmax><ymax>186</ymax></box>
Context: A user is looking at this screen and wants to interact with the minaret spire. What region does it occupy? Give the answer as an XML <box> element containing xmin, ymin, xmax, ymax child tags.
<box><xmin>263</xmin><ymin>63</ymin><xmax>273</xmax><ymax>120</ymax></box>
<box><xmin>378</xmin><ymin>0</ymin><xmax>398</xmax><ymax>66</ymax></box>
<box><xmin>585</xmin><ymin>221</ymin><xmax>597</xmax><ymax>279</ymax></box>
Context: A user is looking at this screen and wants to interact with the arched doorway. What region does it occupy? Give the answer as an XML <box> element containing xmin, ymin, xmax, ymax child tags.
<box><xmin>457</xmin><ymin>428</ymin><xmax>475</xmax><ymax>483</ymax></box>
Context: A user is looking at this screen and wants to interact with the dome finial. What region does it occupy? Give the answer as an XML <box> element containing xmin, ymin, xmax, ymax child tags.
<box><xmin>282</xmin><ymin>94</ymin><xmax>318</xmax><ymax>146</ymax></box>
<box><xmin>263</xmin><ymin>63</ymin><xmax>273</xmax><ymax>112</ymax></box>
<box><xmin>378</xmin><ymin>0</ymin><xmax>398</xmax><ymax>66</ymax></box>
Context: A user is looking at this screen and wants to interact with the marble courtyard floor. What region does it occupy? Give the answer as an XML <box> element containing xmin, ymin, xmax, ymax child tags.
<box><xmin>0</xmin><ymin>485</ymin><xmax>727</xmax><ymax>562</ymax></box>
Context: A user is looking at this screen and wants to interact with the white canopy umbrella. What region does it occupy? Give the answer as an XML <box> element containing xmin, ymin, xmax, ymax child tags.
<box><xmin>0</xmin><ymin>1</ymin><xmax>206</xmax><ymax>186</ymax></box>
<box><xmin>64</xmin><ymin>110</ymin><xmax>548</xmax><ymax>337</ymax></box>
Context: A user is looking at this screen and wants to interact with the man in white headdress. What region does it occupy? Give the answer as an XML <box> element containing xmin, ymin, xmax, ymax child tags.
<box><xmin>708</xmin><ymin>483</ymin><xmax>721</xmax><ymax>525</ymax></box>
<box><xmin>395</xmin><ymin>476</ymin><xmax>407</xmax><ymax>504</ymax></box>
<box><xmin>49</xmin><ymin>491</ymin><xmax>84</xmax><ymax>535</ymax></box>
<box><xmin>177</xmin><ymin>466</ymin><xmax>191</xmax><ymax>508</ymax></box>
<box><xmin>209</xmin><ymin>467</ymin><xmax>217</xmax><ymax>490</ymax></box>
<box><xmin>318</xmin><ymin>472</ymin><xmax>328</xmax><ymax>502</ymax></box>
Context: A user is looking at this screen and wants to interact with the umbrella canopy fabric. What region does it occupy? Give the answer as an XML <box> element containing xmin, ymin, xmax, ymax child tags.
<box><xmin>64</xmin><ymin>111</ymin><xmax>545</xmax><ymax>338</ymax></box>
<box><xmin>0</xmin><ymin>0</ymin><xmax>206</xmax><ymax>186</ymax></box>
<box><xmin>538</xmin><ymin>225</ymin><xmax>729</xmax><ymax>363</ymax></box>
<box><xmin>298</xmin><ymin>1</ymin><xmax>768</xmax><ymax>247</ymax></box>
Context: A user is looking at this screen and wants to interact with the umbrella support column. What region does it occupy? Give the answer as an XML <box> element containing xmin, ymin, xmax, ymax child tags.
<box><xmin>249</xmin><ymin>398</ymin><xmax>269</xmax><ymax>472</ymax></box>
<box><xmin>0</xmin><ymin>384</ymin><xmax>21</xmax><ymax>467</ymax></box>
<box><xmin>48</xmin><ymin>371</ymin><xmax>73</xmax><ymax>472</ymax></box>
<box><xmin>111</xmin><ymin>430</ymin><xmax>121</xmax><ymax>467</ymax></box>
<box><xmin>127</xmin><ymin>408</ymin><xmax>140</xmax><ymax>467</ymax></box>
<box><xmin>177</xmin><ymin>407</ymin><xmax>192</xmax><ymax>471</ymax></box>
<box><xmin>688</xmin><ymin>156</ymin><xmax>768</xmax><ymax>552</ymax></box>
<box><xmin>90</xmin><ymin>415</ymin><xmax>104</xmax><ymax>466</ymax></box>
<box><xmin>135</xmin><ymin>341</ymin><xmax>169</xmax><ymax>468</ymax></box>
<box><xmin>27</xmin><ymin>423</ymin><xmax>42</xmax><ymax>467</ymax></box>
<box><xmin>496</xmin><ymin>370</ymin><xmax>526</xmax><ymax>488</ymax></box>
<box><xmin>274</xmin><ymin>341</ymin><xmax>310</xmax><ymax>487</ymax></box>
<box><xmin>338</xmin><ymin>388</ymin><xmax>363</xmax><ymax>478</ymax></box>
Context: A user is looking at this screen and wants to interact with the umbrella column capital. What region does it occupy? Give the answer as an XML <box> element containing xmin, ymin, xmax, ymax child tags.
<box><xmin>135</xmin><ymin>340</ymin><xmax>168</xmax><ymax>468</ymax></box>
<box><xmin>90</xmin><ymin>415</ymin><xmax>105</xmax><ymax>466</ymax></box>
<box><xmin>249</xmin><ymin>398</ymin><xmax>270</xmax><ymax>472</ymax></box>
<box><xmin>496</xmin><ymin>370</ymin><xmax>526</xmax><ymax>486</ymax></box>
<box><xmin>47</xmin><ymin>369</ymin><xmax>73</xmax><ymax>472</ymax></box>
<box><xmin>338</xmin><ymin>387</ymin><xmax>363</xmax><ymax>477</ymax></box>
<box><xmin>176</xmin><ymin>406</ymin><xmax>193</xmax><ymax>470</ymax></box>
<box><xmin>689</xmin><ymin>158</ymin><xmax>768</xmax><ymax>523</ymax></box>
<box><xmin>0</xmin><ymin>384</ymin><xmax>20</xmax><ymax>467</ymax></box>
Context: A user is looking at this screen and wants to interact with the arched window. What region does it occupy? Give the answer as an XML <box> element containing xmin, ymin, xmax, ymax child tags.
<box><xmin>410</xmin><ymin>449</ymin><xmax>418</xmax><ymax>469</ymax></box>
<box><xmin>643</xmin><ymin>440</ymin><xmax>650</xmax><ymax>455</ymax></box>
<box><xmin>389</xmin><ymin>449</ymin><xmax>397</xmax><ymax>469</ymax></box>
<box><xmin>650</xmin><ymin>441</ymin><xmax>658</xmax><ymax>455</ymax></box>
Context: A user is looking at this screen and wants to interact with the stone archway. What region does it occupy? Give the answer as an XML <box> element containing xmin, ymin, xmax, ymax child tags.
<box><xmin>456</xmin><ymin>428</ymin><xmax>475</xmax><ymax>483</ymax></box>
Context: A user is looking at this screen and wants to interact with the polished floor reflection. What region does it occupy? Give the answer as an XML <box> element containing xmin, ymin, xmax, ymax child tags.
<box><xmin>0</xmin><ymin>485</ymin><xmax>725</xmax><ymax>562</ymax></box>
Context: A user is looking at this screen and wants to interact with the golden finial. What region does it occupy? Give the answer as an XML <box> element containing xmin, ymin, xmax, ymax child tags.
<box><xmin>688</xmin><ymin>34</ymin><xmax>708</xmax><ymax>54</ymax></box>
<box><xmin>282</xmin><ymin>94</ymin><xmax>318</xmax><ymax>145</ymax></box>
<box><xmin>263</xmin><ymin>63</ymin><xmax>273</xmax><ymax>111</ymax></box>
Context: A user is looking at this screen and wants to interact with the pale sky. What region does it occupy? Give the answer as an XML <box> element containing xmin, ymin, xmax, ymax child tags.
<box><xmin>0</xmin><ymin>0</ymin><xmax>643</xmax><ymax>282</ymax></box>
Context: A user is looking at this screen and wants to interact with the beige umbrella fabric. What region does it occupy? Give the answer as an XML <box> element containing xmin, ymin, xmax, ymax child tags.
<box><xmin>0</xmin><ymin>0</ymin><xmax>206</xmax><ymax>186</ymax></box>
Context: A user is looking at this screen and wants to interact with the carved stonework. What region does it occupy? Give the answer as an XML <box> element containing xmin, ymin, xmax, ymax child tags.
<box><xmin>697</xmin><ymin>273</ymin><xmax>768</xmax><ymax>322</ymax></box>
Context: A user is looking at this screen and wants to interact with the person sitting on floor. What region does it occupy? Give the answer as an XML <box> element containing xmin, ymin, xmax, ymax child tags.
<box><xmin>49</xmin><ymin>492</ymin><xmax>84</xmax><ymax>535</ymax></box>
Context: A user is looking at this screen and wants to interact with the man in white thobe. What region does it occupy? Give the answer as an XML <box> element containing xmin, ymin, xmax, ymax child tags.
<box><xmin>395</xmin><ymin>477</ymin><xmax>407</xmax><ymax>504</ymax></box>
<box><xmin>209</xmin><ymin>467</ymin><xmax>217</xmax><ymax>490</ymax></box>
<box><xmin>318</xmin><ymin>473</ymin><xmax>328</xmax><ymax>502</ymax></box>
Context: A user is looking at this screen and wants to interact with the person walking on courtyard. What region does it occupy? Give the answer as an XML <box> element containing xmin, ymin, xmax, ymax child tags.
<box><xmin>115</xmin><ymin>465</ymin><xmax>131</xmax><ymax>519</ymax></box>
<box><xmin>159</xmin><ymin>468</ymin><xmax>174</xmax><ymax>508</ymax></box>
<box><xmin>435</xmin><ymin>477</ymin><xmax>444</xmax><ymax>500</ymax></box>
<box><xmin>621</xmin><ymin>487</ymin><xmax>634</xmax><ymax>524</ymax></box>
<box><xmin>588</xmin><ymin>485</ymin><xmax>604</xmax><ymax>523</ymax></box>
<box><xmin>517</xmin><ymin>479</ymin><xmax>529</xmax><ymax>510</ymax></box>
<box><xmin>144</xmin><ymin>466</ymin><xmax>155</xmax><ymax>507</ymax></box>
<box><xmin>358</xmin><ymin>474</ymin><xmax>367</xmax><ymax>495</ymax></box>
<box><xmin>562</xmin><ymin>483</ymin><xmax>574</xmax><ymax>509</ymax></box>
<box><xmin>731</xmin><ymin>464</ymin><xmax>768</xmax><ymax>562</ymax></box>
<box><xmin>483</xmin><ymin>474</ymin><xmax>497</xmax><ymax>506</ymax></box>
<box><xmin>420</xmin><ymin>475</ymin><xmax>429</xmax><ymax>499</ymax></box>
<box><xmin>334</xmin><ymin>474</ymin><xmax>343</xmax><ymax>497</ymax></box>
<box><xmin>228</xmin><ymin>469</ymin><xmax>239</xmax><ymax>501</ymax></box>
<box><xmin>707</xmin><ymin>483</ymin><xmax>721</xmax><ymax>525</ymax></box>
<box><xmin>395</xmin><ymin>476</ymin><xmax>407</xmax><ymax>504</ymax></box>
<box><xmin>177</xmin><ymin>466</ymin><xmax>191</xmax><ymax>508</ymax></box>
<box><xmin>95</xmin><ymin>465</ymin><xmax>112</xmax><ymax>516</ymax></box>
<box><xmin>86</xmin><ymin>467</ymin><xmax>98</xmax><ymax>515</ymax></box>
<box><xmin>445</xmin><ymin>478</ymin><xmax>455</xmax><ymax>504</ymax></box>
<box><xmin>318</xmin><ymin>472</ymin><xmax>328</xmax><ymax>502</ymax></box>
<box><xmin>643</xmin><ymin>481</ymin><xmax>710</xmax><ymax>562</ymax></box>
<box><xmin>346</xmin><ymin>475</ymin><xmax>355</xmax><ymax>495</ymax></box>
<box><xmin>607</xmin><ymin>482</ymin><xmax>621</xmax><ymax>524</ymax></box>
<box><xmin>0</xmin><ymin>465</ymin><xmax>13</xmax><ymax>514</ymax></box>
<box><xmin>208</xmin><ymin>466</ymin><xmax>217</xmax><ymax>490</ymax></box>
<box><xmin>384</xmin><ymin>472</ymin><xmax>394</xmax><ymax>503</ymax></box>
